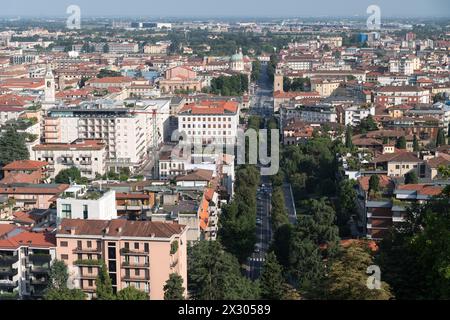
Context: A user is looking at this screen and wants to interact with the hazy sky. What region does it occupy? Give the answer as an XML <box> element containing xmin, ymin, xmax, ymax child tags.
<box><xmin>3</xmin><ymin>0</ymin><xmax>450</xmax><ymax>18</ymax></box>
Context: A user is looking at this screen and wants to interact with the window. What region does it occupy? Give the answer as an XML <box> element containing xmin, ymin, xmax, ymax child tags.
<box><xmin>60</xmin><ymin>241</ymin><xmax>68</xmax><ymax>247</ymax></box>
<box><xmin>61</xmin><ymin>204</ymin><xmax>72</xmax><ymax>219</ymax></box>
<box><xmin>144</xmin><ymin>243</ymin><xmax>149</xmax><ymax>253</ymax></box>
<box><xmin>134</xmin><ymin>242</ymin><xmax>139</xmax><ymax>250</ymax></box>
<box><xmin>77</xmin><ymin>240</ymin><xmax>82</xmax><ymax>249</ymax></box>
<box><xmin>88</xmin><ymin>267</ymin><xmax>93</xmax><ymax>274</ymax></box>
<box><xmin>83</xmin><ymin>205</ymin><xmax>89</xmax><ymax>219</ymax></box>
<box><xmin>61</xmin><ymin>254</ymin><xmax>69</xmax><ymax>260</ymax></box>
<box><xmin>87</xmin><ymin>241</ymin><xmax>92</xmax><ymax>248</ymax></box>
<box><xmin>135</xmin><ymin>269</ymin><xmax>140</xmax><ymax>276</ymax></box>
<box><xmin>88</xmin><ymin>279</ymin><xmax>93</xmax><ymax>287</ymax></box>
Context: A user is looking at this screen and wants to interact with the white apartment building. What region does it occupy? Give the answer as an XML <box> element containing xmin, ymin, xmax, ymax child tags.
<box><xmin>344</xmin><ymin>105</ymin><xmax>376</xmax><ymax>126</ymax></box>
<box><xmin>43</xmin><ymin>100</ymin><xmax>170</xmax><ymax>172</ymax></box>
<box><xmin>56</xmin><ymin>185</ymin><xmax>118</xmax><ymax>225</ymax></box>
<box><xmin>296</xmin><ymin>104</ymin><xmax>337</xmax><ymax>123</ymax></box>
<box><xmin>178</xmin><ymin>101</ymin><xmax>239</xmax><ymax>146</ymax></box>
<box><xmin>0</xmin><ymin>229</ymin><xmax>56</xmax><ymax>299</ymax></box>
<box><xmin>389</xmin><ymin>56</ymin><xmax>420</xmax><ymax>76</ymax></box>
<box><xmin>32</xmin><ymin>139</ymin><xmax>107</xmax><ymax>180</ymax></box>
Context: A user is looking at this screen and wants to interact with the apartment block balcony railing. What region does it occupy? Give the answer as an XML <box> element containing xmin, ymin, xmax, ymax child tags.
<box><xmin>120</xmin><ymin>248</ymin><xmax>149</xmax><ymax>256</ymax></box>
<box><xmin>0</xmin><ymin>268</ymin><xmax>18</xmax><ymax>276</ymax></box>
<box><xmin>0</xmin><ymin>255</ymin><xmax>19</xmax><ymax>266</ymax></box>
<box><xmin>30</xmin><ymin>277</ymin><xmax>49</xmax><ymax>286</ymax></box>
<box><xmin>122</xmin><ymin>274</ymin><xmax>150</xmax><ymax>282</ymax></box>
<box><xmin>72</xmin><ymin>247</ymin><xmax>102</xmax><ymax>254</ymax></box>
<box><xmin>30</xmin><ymin>266</ymin><xmax>50</xmax><ymax>274</ymax></box>
<box><xmin>28</xmin><ymin>254</ymin><xmax>51</xmax><ymax>264</ymax></box>
<box><xmin>74</xmin><ymin>259</ymin><xmax>102</xmax><ymax>267</ymax></box>
<box><xmin>0</xmin><ymin>280</ymin><xmax>18</xmax><ymax>288</ymax></box>
<box><xmin>121</xmin><ymin>261</ymin><xmax>149</xmax><ymax>269</ymax></box>
<box><xmin>78</xmin><ymin>273</ymin><xmax>98</xmax><ymax>280</ymax></box>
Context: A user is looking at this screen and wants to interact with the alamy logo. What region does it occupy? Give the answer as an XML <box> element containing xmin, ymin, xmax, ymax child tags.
<box><xmin>366</xmin><ymin>265</ymin><xmax>381</xmax><ymax>290</ymax></box>
<box><xmin>366</xmin><ymin>5</ymin><xmax>381</xmax><ymax>31</ymax></box>
<box><xmin>66</xmin><ymin>5</ymin><xmax>81</xmax><ymax>30</ymax></box>
<box><xmin>170</xmin><ymin>128</ymin><xmax>280</xmax><ymax>176</ymax></box>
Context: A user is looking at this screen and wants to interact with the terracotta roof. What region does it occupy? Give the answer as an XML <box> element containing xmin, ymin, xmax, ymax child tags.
<box><xmin>176</xmin><ymin>169</ymin><xmax>214</xmax><ymax>182</ymax></box>
<box><xmin>33</xmin><ymin>140</ymin><xmax>105</xmax><ymax>151</ymax></box>
<box><xmin>0</xmin><ymin>224</ymin><xmax>16</xmax><ymax>238</ymax></box>
<box><xmin>426</xmin><ymin>154</ymin><xmax>450</xmax><ymax>168</ymax></box>
<box><xmin>57</xmin><ymin>219</ymin><xmax>186</xmax><ymax>239</ymax></box>
<box><xmin>180</xmin><ymin>100</ymin><xmax>238</xmax><ymax>115</ymax></box>
<box><xmin>397</xmin><ymin>184</ymin><xmax>443</xmax><ymax>196</ymax></box>
<box><xmin>3</xmin><ymin>160</ymin><xmax>48</xmax><ymax>171</ymax></box>
<box><xmin>0</xmin><ymin>184</ymin><xmax>69</xmax><ymax>195</ymax></box>
<box><xmin>373</xmin><ymin>152</ymin><xmax>421</xmax><ymax>164</ymax></box>
<box><xmin>0</xmin><ymin>229</ymin><xmax>56</xmax><ymax>249</ymax></box>
<box><xmin>358</xmin><ymin>175</ymin><xmax>393</xmax><ymax>192</ymax></box>
<box><xmin>89</xmin><ymin>76</ymin><xmax>132</xmax><ymax>84</ymax></box>
<box><xmin>377</xmin><ymin>86</ymin><xmax>427</xmax><ymax>93</ymax></box>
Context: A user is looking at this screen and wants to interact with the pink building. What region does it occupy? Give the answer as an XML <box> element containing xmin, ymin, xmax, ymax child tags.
<box><xmin>56</xmin><ymin>219</ymin><xmax>188</xmax><ymax>300</ymax></box>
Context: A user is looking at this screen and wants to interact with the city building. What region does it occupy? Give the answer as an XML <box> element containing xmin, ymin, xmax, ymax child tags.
<box><xmin>56</xmin><ymin>219</ymin><xmax>188</xmax><ymax>300</ymax></box>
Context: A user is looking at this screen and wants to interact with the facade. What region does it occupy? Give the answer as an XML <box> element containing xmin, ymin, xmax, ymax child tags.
<box><xmin>1</xmin><ymin>160</ymin><xmax>49</xmax><ymax>184</ymax></box>
<box><xmin>0</xmin><ymin>229</ymin><xmax>56</xmax><ymax>299</ymax></box>
<box><xmin>0</xmin><ymin>183</ymin><xmax>69</xmax><ymax>210</ymax></box>
<box><xmin>56</xmin><ymin>219</ymin><xmax>188</xmax><ymax>300</ymax></box>
<box><xmin>56</xmin><ymin>185</ymin><xmax>118</xmax><ymax>225</ymax></box>
<box><xmin>311</xmin><ymin>79</ymin><xmax>341</xmax><ymax>97</ymax></box>
<box><xmin>374</xmin><ymin>86</ymin><xmax>431</xmax><ymax>107</ymax></box>
<box><xmin>32</xmin><ymin>140</ymin><xmax>107</xmax><ymax>180</ymax></box>
<box><xmin>178</xmin><ymin>100</ymin><xmax>239</xmax><ymax>146</ymax></box>
<box><xmin>344</xmin><ymin>105</ymin><xmax>376</xmax><ymax>126</ymax></box>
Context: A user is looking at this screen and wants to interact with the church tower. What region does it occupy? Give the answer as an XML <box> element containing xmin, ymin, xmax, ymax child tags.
<box><xmin>274</xmin><ymin>69</ymin><xmax>284</xmax><ymax>93</ymax></box>
<box><xmin>44</xmin><ymin>65</ymin><xmax>55</xmax><ymax>104</ymax></box>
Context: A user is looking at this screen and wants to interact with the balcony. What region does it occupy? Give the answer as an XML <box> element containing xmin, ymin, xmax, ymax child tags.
<box><xmin>79</xmin><ymin>273</ymin><xmax>98</xmax><ymax>280</ymax></box>
<box><xmin>0</xmin><ymin>280</ymin><xmax>17</xmax><ymax>288</ymax></box>
<box><xmin>72</xmin><ymin>247</ymin><xmax>102</xmax><ymax>254</ymax></box>
<box><xmin>0</xmin><ymin>268</ymin><xmax>18</xmax><ymax>276</ymax></box>
<box><xmin>120</xmin><ymin>248</ymin><xmax>149</xmax><ymax>256</ymax></box>
<box><xmin>29</xmin><ymin>254</ymin><xmax>51</xmax><ymax>264</ymax></box>
<box><xmin>0</xmin><ymin>255</ymin><xmax>19</xmax><ymax>266</ymax></box>
<box><xmin>121</xmin><ymin>262</ymin><xmax>149</xmax><ymax>269</ymax></box>
<box><xmin>30</xmin><ymin>266</ymin><xmax>50</xmax><ymax>274</ymax></box>
<box><xmin>74</xmin><ymin>259</ymin><xmax>102</xmax><ymax>267</ymax></box>
<box><xmin>30</xmin><ymin>277</ymin><xmax>48</xmax><ymax>286</ymax></box>
<box><xmin>122</xmin><ymin>275</ymin><xmax>150</xmax><ymax>282</ymax></box>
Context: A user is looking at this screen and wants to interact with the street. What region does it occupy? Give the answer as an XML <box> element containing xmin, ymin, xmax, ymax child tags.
<box><xmin>247</xmin><ymin>64</ymin><xmax>275</xmax><ymax>280</ymax></box>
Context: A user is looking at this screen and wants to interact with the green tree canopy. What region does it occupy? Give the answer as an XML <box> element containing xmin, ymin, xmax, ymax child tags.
<box><xmin>0</xmin><ymin>126</ymin><xmax>29</xmax><ymax>166</ymax></box>
<box><xmin>188</xmin><ymin>241</ymin><xmax>259</xmax><ymax>300</ymax></box>
<box><xmin>55</xmin><ymin>167</ymin><xmax>82</xmax><ymax>184</ymax></box>
<box><xmin>116</xmin><ymin>286</ymin><xmax>148</xmax><ymax>300</ymax></box>
<box><xmin>164</xmin><ymin>273</ymin><xmax>185</xmax><ymax>300</ymax></box>
<box><xmin>260</xmin><ymin>252</ymin><xmax>286</xmax><ymax>300</ymax></box>
<box><xmin>95</xmin><ymin>262</ymin><xmax>115</xmax><ymax>300</ymax></box>
<box><xmin>44</xmin><ymin>260</ymin><xmax>86</xmax><ymax>300</ymax></box>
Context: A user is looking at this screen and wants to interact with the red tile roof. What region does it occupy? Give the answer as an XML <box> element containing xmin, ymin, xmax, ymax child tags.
<box><xmin>0</xmin><ymin>229</ymin><xmax>56</xmax><ymax>249</ymax></box>
<box><xmin>3</xmin><ymin>160</ymin><xmax>48</xmax><ymax>171</ymax></box>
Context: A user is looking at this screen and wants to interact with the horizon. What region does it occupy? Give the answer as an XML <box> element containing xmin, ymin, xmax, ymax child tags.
<box><xmin>2</xmin><ymin>0</ymin><xmax>450</xmax><ymax>19</ymax></box>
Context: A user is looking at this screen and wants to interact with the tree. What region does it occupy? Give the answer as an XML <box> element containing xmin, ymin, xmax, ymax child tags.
<box><xmin>271</xmin><ymin>187</ymin><xmax>289</xmax><ymax>229</ymax></box>
<box><xmin>188</xmin><ymin>241</ymin><xmax>259</xmax><ymax>300</ymax></box>
<box><xmin>413</xmin><ymin>135</ymin><xmax>420</xmax><ymax>152</ymax></box>
<box><xmin>55</xmin><ymin>167</ymin><xmax>82</xmax><ymax>184</ymax></box>
<box><xmin>436</xmin><ymin>128</ymin><xmax>446</xmax><ymax>147</ymax></box>
<box><xmin>323</xmin><ymin>243</ymin><xmax>393</xmax><ymax>300</ymax></box>
<box><xmin>116</xmin><ymin>286</ymin><xmax>148</xmax><ymax>300</ymax></box>
<box><xmin>95</xmin><ymin>262</ymin><xmax>115</xmax><ymax>300</ymax></box>
<box><xmin>260</xmin><ymin>252</ymin><xmax>285</xmax><ymax>300</ymax></box>
<box><xmin>336</xmin><ymin>180</ymin><xmax>358</xmax><ymax>237</ymax></box>
<box><xmin>378</xmin><ymin>191</ymin><xmax>450</xmax><ymax>299</ymax></box>
<box><xmin>44</xmin><ymin>260</ymin><xmax>86</xmax><ymax>300</ymax></box>
<box><xmin>0</xmin><ymin>127</ymin><xmax>29</xmax><ymax>166</ymax></box>
<box><xmin>164</xmin><ymin>273</ymin><xmax>185</xmax><ymax>300</ymax></box>
<box><xmin>405</xmin><ymin>171</ymin><xmax>418</xmax><ymax>184</ymax></box>
<box><xmin>396</xmin><ymin>136</ymin><xmax>407</xmax><ymax>150</ymax></box>
<box><xmin>369</xmin><ymin>175</ymin><xmax>380</xmax><ymax>196</ymax></box>
<box><xmin>345</xmin><ymin>125</ymin><xmax>354</xmax><ymax>149</ymax></box>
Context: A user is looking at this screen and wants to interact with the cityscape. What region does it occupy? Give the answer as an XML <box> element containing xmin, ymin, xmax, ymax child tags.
<box><xmin>0</xmin><ymin>0</ymin><xmax>449</xmax><ymax>307</ymax></box>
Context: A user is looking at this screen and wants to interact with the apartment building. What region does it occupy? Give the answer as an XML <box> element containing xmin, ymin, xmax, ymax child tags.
<box><xmin>0</xmin><ymin>228</ymin><xmax>56</xmax><ymax>299</ymax></box>
<box><xmin>32</xmin><ymin>140</ymin><xmax>107</xmax><ymax>180</ymax></box>
<box><xmin>389</xmin><ymin>56</ymin><xmax>420</xmax><ymax>75</ymax></box>
<box><xmin>295</xmin><ymin>104</ymin><xmax>338</xmax><ymax>123</ymax></box>
<box><xmin>372</xmin><ymin>152</ymin><xmax>423</xmax><ymax>178</ymax></box>
<box><xmin>374</xmin><ymin>86</ymin><xmax>431</xmax><ymax>107</ymax></box>
<box><xmin>56</xmin><ymin>219</ymin><xmax>188</xmax><ymax>300</ymax></box>
<box><xmin>0</xmin><ymin>183</ymin><xmax>69</xmax><ymax>210</ymax></box>
<box><xmin>56</xmin><ymin>185</ymin><xmax>118</xmax><ymax>225</ymax></box>
<box><xmin>311</xmin><ymin>79</ymin><xmax>342</xmax><ymax>97</ymax></box>
<box><xmin>343</xmin><ymin>105</ymin><xmax>376</xmax><ymax>126</ymax></box>
<box><xmin>43</xmin><ymin>104</ymin><xmax>150</xmax><ymax>172</ymax></box>
<box><xmin>178</xmin><ymin>100</ymin><xmax>239</xmax><ymax>146</ymax></box>
<box><xmin>1</xmin><ymin>160</ymin><xmax>49</xmax><ymax>184</ymax></box>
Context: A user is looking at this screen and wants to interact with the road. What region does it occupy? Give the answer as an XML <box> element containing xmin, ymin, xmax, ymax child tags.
<box><xmin>247</xmin><ymin>64</ymin><xmax>275</xmax><ymax>280</ymax></box>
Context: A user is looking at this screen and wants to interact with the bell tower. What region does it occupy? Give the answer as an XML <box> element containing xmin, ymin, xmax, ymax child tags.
<box><xmin>44</xmin><ymin>65</ymin><xmax>55</xmax><ymax>104</ymax></box>
<box><xmin>274</xmin><ymin>69</ymin><xmax>284</xmax><ymax>93</ymax></box>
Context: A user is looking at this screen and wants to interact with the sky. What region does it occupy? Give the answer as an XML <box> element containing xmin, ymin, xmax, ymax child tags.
<box><xmin>2</xmin><ymin>0</ymin><xmax>450</xmax><ymax>18</ymax></box>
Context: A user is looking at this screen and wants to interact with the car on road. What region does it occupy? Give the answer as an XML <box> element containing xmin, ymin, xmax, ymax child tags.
<box><xmin>256</xmin><ymin>218</ymin><xmax>262</xmax><ymax>225</ymax></box>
